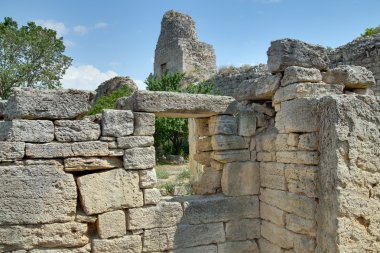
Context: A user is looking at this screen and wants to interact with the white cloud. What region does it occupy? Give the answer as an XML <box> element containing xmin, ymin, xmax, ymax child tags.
<box><xmin>63</xmin><ymin>39</ymin><xmax>75</xmax><ymax>48</ymax></box>
<box><xmin>133</xmin><ymin>79</ymin><xmax>146</xmax><ymax>90</ymax></box>
<box><xmin>94</xmin><ymin>22</ymin><xmax>108</xmax><ymax>29</ymax></box>
<box><xmin>73</xmin><ymin>25</ymin><xmax>88</xmax><ymax>35</ymax></box>
<box><xmin>35</xmin><ymin>19</ymin><xmax>69</xmax><ymax>37</ymax></box>
<box><xmin>62</xmin><ymin>65</ymin><xmax>118</xmax><ymax>91</ymax></box>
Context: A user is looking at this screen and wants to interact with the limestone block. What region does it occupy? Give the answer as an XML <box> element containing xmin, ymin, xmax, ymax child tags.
<box><xmin>77</xmin><ymin>168</ymin><xmax>143</xmax><ymax>215</ymax></box>
<box><xmin>0</xmin><ymin>141</ymin><xmax>25</xmax><ymax>161</ymax></box>
<box><xmin>267</xmin><ymin>38</ymin><xmax>329</xmax><ymax>73</ymax></box>
<box><xmin>124</xmin><ymin>146</ymin><xmax>155</xmax><ymax>169</ymax></box>
<box><xmin>71</xmin><ymin>141</ymin><xmax>109</xmax><ymax>156</ymax></box>
<box><xmin>238</xmin><ymin>109</ymin><xmax>257</xmax><ymax>136</ymax></box>
<box><xmin>221</xmin><ymin>162</ymin><xmax>260</xmax><ymax>196</ymax></box>
<box><xmin>281</xmin><ymin>66</ymin><xmax>322</xmax><ymax>86</ymax></box>
<box><xmin>127</xmin><ymin>201</ymin><xmax>183</xmax><ymax>230</ymax></box>
<box><xmin>0</xmin><ymin>222</ymin><xmax>88</xmax><ymax>251</ymax></box>
<box><xmin>197</xmin><ymin>136</ymin><xmax>212</xmax><ymax>151</ymax></box>
<box><xmin>250</xmin><ymin>137</ymin><xmax>256</xmax><ymax>150</ymax></box>
<box><xmin>116</xmin><ymin>90</ymin><xmax>236</xmax><ymax>118</ymax></box>
<box><xmin>0</xmin><ymin>162</ymin><xmax>76</xmax><ymax>225</ymax></box>
<box><xmin>256</xmin><ymin>152</ymin><xmax>276</xmax><ymax>162</ymax></box>
<box><xmin>225</xmin><ymin>219</ymin><xmax>261</xmax><ymax>240</ymax></box>
<box><xmin>260</xmin><ymin>202</ymin><xmax>285</xmax><ymax>226</ymax></box>
<box><xmin>260</xmin><ymin>188</ymin><xmax>316</xmax><ymax>219</ymax></box>
<box><xmin>294</xmin><ymin>235</ymin><xmax>316</xmax><ymax>253</ymax></box>
<box><xmin>102</xmin><ymin>109</ymin><xmax>133</xmax><ymax>137</ymax></box>
<box><xmin>169</xmin><ymin>245</ymin><xmax>217</xmax><ymax>253</ymax></box>
<box><xmin>108</xmin><ymin>141</ymin><xmax>117</xmax><ymax>149</ymax></box>
<box><xmin>323</xmin><ymin>65</ymin><xmax>375</xmax><ymax>88</ymax></box>
<box><xmin>182</xmin><ymin>195</ymin><xmax>259</xmax><ymax>224</ymax></box>
<box><xmin>261</xmin><ymin>220</ymin><xmax>294</xmax><ymax>249</ymax></box>
<box><xmin>97</xmin><ymin>210</ymin><xmax>126</xmax><ymax>239</ymax></box>
<box><xmin>285</xmin><ymin>164</ymin><xmax>318</xmax><ymax>198</ymax></box>
<box><xmin>251</xmin><ymin>150</ymin><xmax>257</xmax><ymax>161</ymax></box>
<box><xmin>144</xmin><ymin>188</ymin><xmax>161</xmax><ymax>205</ymax></box>
<box><xmin>259</xmin><ymin>238</ymin><xmax>283</xmax><ymax>253</ymax></box>
<box><xmin>117</xmin><ymin>136</ymin><xmax>154</xmax><ymax>149</ymax></box>
<box><xmin>109</xmin><ymin>149</ymin><xmax>124</xmax><ymax>156</ymax></box>
<box><xmin>276</xmin><ymin>151</ymin><xmax>319</xmax><ymax>165</ymax></box>
<box><xmin>255</xmin><ymin>126</ymin><xmax>277</xmax><ymax>152</ymax></box>
<box><xmin>298</xmin><ymin>132</ymin><xmax>318</xmax><ymax>150</ymax></box>
<box><xmin>286</xmin><ymin>213</ymin><xmax>316</xmax><ymax>236</ymax></box>
<box><xmin>195</xmin><ymin>117</ymin><xmax>210</xmax><ymax>136</ymax></box>
<box><xmin>211</xmin><ymin>135</ymin><xmax>248</xmax><ymax>150</ymax></box>
<box><xmin>133</xmin><ymin>112</ymin><xmax>155</xmax><ymax>136</ymax></box>
<box><xmin>64</xmin><ymin>157</ymin><xmax>123</xmax><ymax>172</ymax></box>
<box><xmin>211</xmin><ymin>149</ymin><xmax>250</xmax><ymax>163</ymax></box>
<box><xmin>260</xmin><ymin>162</ymin><xmax>286</xmax><ymax>190</ymax></box>
<box><xmin>0</xmin><ymin>120</ymin><xmax>54</xmax><ymax>142</ymax></box>
<box><xmin>192</xmin><ymin>167</ymin><xmax>222</xmax><ymax>195</ymax></box>
<box><xmin>54</xmin><ymin>120</ymin><xmax>100</xmax><ymax>142</ymax></box>
<box><xmin>208</xmin><ymin>115</ymin><xmax>237</xmax><ymax>135</ymax></box>
<box><xmin>210</xmin><ymin>159</ymin><xmax>224</xmax><ymax>170</ymax></box>
<box><xmin>100</xmin><ymin>136</ymin><xmax>116</xmax><ymax>141</ymax></box>
<box><xmin>139</xmin><ymin>168</ymin><xmax>157</xmax><ymax>188</ymax></box>
<box><xmin>0</xmin><ymin>99</ymin><xmax>6</xmax><ymax>119</ymax></box>
<box><xmin>143</xmin><ymin>223</ymin><xmax>225</xmax><ymax>251</ymax></box>
<box><xmin>29</xmin><ymin>244</ymin><xmax>91</xmax><ymax>253</ymax></box>
<box><xmin>92</xmin><ymin>235</ymin><xmax>142</xmax><ymax>253</ymax></box>
<box><xmin>287</xmin><ymin>133</ymin><xmax>299</xmax><ymax>147</ymax></box>
<box><xmin>275</xmin><ymin>98</ymin><xmax>319</xmax><ymax>133</ymax></box>
<box><xmin>4</xmin><ymin>88</ymin><xmax>94</xmax><ymax>120</ymax></box>
<box><xmin>218</xmin><ymin>241</ymin><xmax>259</xmax><ymax>253</ymax></box>
<box><xmin>234</xmin><ymin>73</ymin><xmax>282</xmax><ymax>101</ymax></box>
<box><xmin>352</xmin><ymin>88</ymin><xmax>374</xmax><ymax>95</ymax></box>
<box><xmin>75</xmin><ymin>209</ymin><xmax>97</xmax><ymax>224</ymax></box>
<box><xmin>193</xmin><ymin>151</ymin><xmax>212</xmax><ymax>166</ymax></box>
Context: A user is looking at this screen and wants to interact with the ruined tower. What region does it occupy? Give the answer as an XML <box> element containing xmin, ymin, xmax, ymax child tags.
<box><xmin>154</xmin><ymin>10</ymin><xmax>217</xmax><ymax>81</ymax></box>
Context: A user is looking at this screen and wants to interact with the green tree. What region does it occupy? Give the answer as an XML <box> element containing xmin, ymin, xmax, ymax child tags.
<box><xmin>0</xmin><ymin>17</ymin><xmax>72</xmax><ymax>99</ymax></box>
<box><xmin>359</xmin><ymin>25</ymin><xmax>380</xmax><ymax>38</ymax></box>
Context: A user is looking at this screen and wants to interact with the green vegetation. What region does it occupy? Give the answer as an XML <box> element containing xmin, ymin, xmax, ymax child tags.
<box><xmin>160</xmin><ymin>182</ymin><xmax>176</xmax><ymax>195</ymax></box>
<box><xmin>156</xmin><ymin>169</ymin><xmax>170</xmax><ymax>179</ymax></box>
<box><xmin>87</xmin><ymin>85</ymin><xmax>134</xmax><ymax>115</ymax></box>
<box><xmin>0</xmin><ymin>17</ymin><xmax>72</xmax><ymax>99</ymax></box>
<box><xmin>177</xmin><ymin>167</ymin><xmax>190</xmax><ymax>181</ymax></box>
<box><xmin>359</xmin><ymin>25</ymin><xmax>380</xmax><ymax>38</ymax></box>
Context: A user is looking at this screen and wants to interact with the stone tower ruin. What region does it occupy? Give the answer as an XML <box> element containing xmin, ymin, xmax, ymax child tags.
<box><xmin>154</xmin><ymin>10</ymin><xmax>217</xmax><ymax>81</ymax></box>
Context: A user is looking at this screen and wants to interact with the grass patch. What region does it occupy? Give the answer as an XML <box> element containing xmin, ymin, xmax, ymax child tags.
<box><xmin>160</xmin><ymin>182</ymin><xmax>175</xmax><ymax>195</ymax></box>
<box><xmin>156</xmin><ymin>169</ymin><xmax>170</xmax><ymax>179</ymax></box>
<box><xmin>177</xmin><ymin>168</ymin><xmax>190</xmax><ymax>180</ymax></box>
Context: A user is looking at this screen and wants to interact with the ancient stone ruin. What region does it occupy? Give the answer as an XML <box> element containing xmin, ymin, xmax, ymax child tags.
<box><xmin>0</xmin><ymin>11</ymin><xmax>379</xmax><ymax>253</ymax></box>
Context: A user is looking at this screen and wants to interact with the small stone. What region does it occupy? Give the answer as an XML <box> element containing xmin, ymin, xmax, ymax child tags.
<box><xmin>64</xmin><ymin>157</ymin><xmax>123</xmax><ymax>172</ymax></box>
<box><xmin>55</xmin><ymin>120</ymin><xmax>100</xmax><ymax>142</ymax></box>
<box><xmin>298</xmin><ymin>132</ymin><xmax>318</xmax><ymax>150</ymax></box>
<box><xmin>287</xmin><ymin>133</ymin><xmax>299</xmax><ymax>147</ymax></box>
<box><xmin>0</xmin><ymin>141</ymin><xmax>25</xmax><ymax>161</ymax></box>
<box><xmin>117</xmin><ymin>136</ymin><xmax>154</xmax><ymax>149</ymax></box>
<box><xmin>139</xmin><ymin>168</ymin><xmax>157</xmax><ymax>188</ymax></box>
<box><xmin>260</xmin><ymin>162</ymin><xmax>286</xmax><ymax>190</ymax></box>
<box><xmin>225</xmin><ymin>219</ymin><xmax>261</xmax><ymax>240</ymax></box>
<box><xmin>0</xmin><ymin>120</ymin><xmax>54</xmax><ymax>142</ymax></box>
<box><xmin>124</xmin><ymin>146</ymin><xmax>155</xmax><ymax>169</ymax></box>
<box><xmin>256</xmin><ymin>152</ymin><xmax>276</xmax><ymax>162</ymax></box>
<box><xmin>285</xmin><ymin>164</ymin><xmax>318</xmax><ymax>198</ymax></box>
<box><xmin>144</xmin><ymin>188</ymin><xmax>161</xmax><ymax>205</ymax></box>
<box><xmin>221</xmin><ymin>162</ymin><xmax>260</xmax><ymax>196</ymax></box>
<box><xmin>197</xmin><ymin>136</ymin><xmax>212</xmax><ymax>151</ymax></box>
<box><xmin>97</xmin><ymin>210</ymin><xmax>126</xmax><ymax>239</ymax></box>
<box><xmin>276</xmin><ymin>151</ymin><xmax>319</xmax><ymax>165</ymax></box>
<box><xmin>211</xmin><ymin>149</ymin><xmax>251</xmax><ymax>163</ymax></box>
<box><xmin>102</xmin><ymin>109</ymin><xmax>134</xmax><ymax>137</ymax></box>
<box><xmin>238</xmin><ymin>109</ymin><xmax>257</xmax><ymax>136</ymax></box>
<box><xmin>281</xmin><ymin>66</ymin><xmax>322</xmax><ymax>86</ymax></box>
<box><xmin>92</xmin><ymin>235</ymin><xmax>142</xmax><ymax>253</ymax></box>
<box><xmin>260</xmin><ymin>202</ymin><xmax>285</xmax><ymax>226</ymax></box>
<box><xmin>286</xmin><ymin>213</ymin><xmax>316</xmax><ymax>236</ymax></box>
<box><xmin>192</xmin><ymin>167</ymin><xmax>222</xmax><ymax>195</ymax></box>
<box><xmin>208</xmin><ymin>115</ymin><xmax>237</xmax><ymax>135</ymax></box>
<box><xmin>133</xmin><ymin>112</ymin><xmax>155</xmax><ymax>136</ymax></box>
<box><xmin>211</xmin><ymin>135</ymin><xmax>249</xmax><ymax>150</ymax></box>
<box><xmin>261</xmin><ymin>220</ymin><xmax>294</xmax><ymax>249</ymax></box>
<box><xmin>108</xmin><ymin>149</ymin><xmax>124</xmax><ymax>156</ymax></box>
<box><xmin>323</xmin><ymin>65</ymin><xmax>375</xmax><ymax>88</ymax></box>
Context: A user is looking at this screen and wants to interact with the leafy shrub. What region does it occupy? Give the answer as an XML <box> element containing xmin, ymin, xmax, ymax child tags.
<box><xmin>160</xmin><ymin>182</ymin><xmax>176</xmax><ymax>195</ymax></box>
<box><xmin>177</xmin><ymin>167</ymin><xmax>190</xmax><ymax>180</ymax></box>
<box><xmin>359</xmin><ymin>25</ymin><xmax>380</xmax><ymax>38</ymax></box>
<box><xmin>156</xmin><ymin>169</ymin><xmax>170</xmax><ymax>179</ymax></box>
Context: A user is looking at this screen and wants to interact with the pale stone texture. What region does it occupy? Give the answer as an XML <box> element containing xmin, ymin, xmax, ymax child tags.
<box><xmin>260</xmin><ymin>202</ymin><xmax>285</xmax><ymax>226</ymax></box>
<box><xmin>116</xmin><ymin>90</ymin><xmax>236</xmax><ymax>118</ymax></box>
<box><xmin>286</xmin><ymin>213</ymin><xmax>316</xmax><ymax>236</ymax></box>
<box><xmin>0</xmin><ymin>120</ymin><xmax>54</xmax><ymax>142</ymax></box>
<box><xmin>75</xmin><ymin>209</ymin><xmax>97</xmax><ymax>224</ymax></box>
<box><xmin>260</xmin><ymin>162</ymin><xmax>286</xmax><ymax>190</ymax></box>
<box><xmin>54</xmin><ymin>120</ymin><xmax>100</xmax><ymax>142</ymax></box>
<box><xmin>169</xmin><ymin>245</ymin><xmax>217</xmax><ymax>253</ymax></box>
<box><xmin>259</xmin><ymin>238</ymin><xmax>283</xmax><ymax>253</ymax></box>
<box><xmin>97</xmin><ymin>210</ymin><xmax>126</xmax><ymax>239</ymax></box>
<box><xmin>139</xmin><ymin>168</ymin><xmax>157</xmax><ymax>188</ymax></box>
<box><xmin>124</xmin><ymin>146</ymin><xmax>155</xmax><ymax>169</ymax></box>
<box><xmin>211</xmin><ymin>135</ymin><xmax>248</xmax><ymax>150</ymax></box>
<box><xmin>208</xmin><ymin>115</ymin><xmax>237</xmax><ymax>135</ymax></box>
<box><xmin>0</xmin><ymin>141</ymin><xmax>25</xmax><ymax>161</ymax></box>
<box><xmin>77</xmin><ymin>168</ymin><xmax>143</xmax><ymax>215</ymax></box>
<box><xmin>117</xmin><ymin>136</ymin><xmax>154</xmax><ymax>149</ymax></box>
<box><xmin>255</xmin><ymin>125</ymin><xmax>277</xmax><ymax>152</ymax></box>
<box><xmin>281</xmin><ymin>66</ymin><xmax>322</xmax><ymax>86</ymax></box>
<box><xmin>238</xmin><ymin>109</ymin><xmax>257</xmax><ymax>136</ymax></box>
<box><xmin>144</xmin><ymin>188</ymin><xmax>161</xmax><ymax>205</ymax></box>
<box><xmin>298</xmin><ymin>132</ymin><xmax>318</xmax><ymax>150</ymax></box>
<box><xmin>323</xmin><ymin>65</ymin><xmax>375</xmax><ymax>88</ymax></box>
<box><xmin>102</xmin><ymin>109</ymin><xmax>133</xmax><ymax>137</ymax></box>
<box><xmin>195</xmin><ymin>117</ymin><xmax>210</xmax><ymax>136</ymax></box>
<box><xmin>261</xmin><ymin>220</ymin><xmax>294</xmax><ymax>249</ymax></box>
<box><xmin>192</xmin><ymin>167</ymin><xmax>221</xmax><ymax>194</ymax></box>
<box><xmin>211</xmin><ymin>149</ymin><xmax>250</xmax><ymax>163</ymax></box>
<box><xmin>133</xmin><ymin>112</ymin><xmax>155</xmax><ymax>136</ymax></box>
<box><xmin>256</xmin><ymin>152</ymin><xmax>276</xmax><ymax>162</ymax></box>
<box><xmin>197</xmin><ymin>136</ymin><xmax>212</xmax><ymax>151</ymax></box>
<box><xmin>0</xmin><ymin>222</ymin><xmax>88</xmax><ymax>251</ymax></box>
<box><xmin>267</xmin><ymin>38</ymin><xmax>329</xmax><ymax>73</ymax></box>
<box><xmin>127</xmin><ymin>201</ymin><xmax>183</xmax><ymax>230</ymax></box>
<box><xmin>0</xmin><ymin>161</ymin><xmax>76</xmax><ymax>225</ymax></box>
<box><xmin>225</xmin><ymin>218</ymin><xmax>261</xmax><ymax>240</ymax></box>
<box><xmin>92</xmin><ymin>235</ymin><xmax>142</xmax><ymax>253</ymax></box>
<box><xmin>29</xmin><ymin>244</ymin><xmax>91</xmax><ymax>253</ymax></box>
<box><xmin>285</xmin><ymin>164</ymin><xmax>318</xmax><ymax>198</ymax></box>
<box><xmin>276</xmin><ymin>151</ymin><xmax>319</xmax><ymax>165</ymax></box>
<box><xmin>221</xmin><ymin>162</ymin><xmax>260</xmax><ymax>196</ymax></box>
<box><xmin>193</xmin><ymin>151</ymin><xmax>212</xmax><ymax>166</ymax></box>
<box><xmin>218</xmin><ymin>241</ymin><xmax>259</xmax><ymax>253</ymax></box>
<box><xmin>64</xmin><ymin>157</ymin><xmax>122</xmax><ymax>172</ymax></box>
<box><xmin>5</xmin><ymin>88</ymin><xmax>94</xmax><ymax>120</ymax></box>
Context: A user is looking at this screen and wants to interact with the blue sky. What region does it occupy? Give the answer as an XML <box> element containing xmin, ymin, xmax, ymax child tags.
<box><xmin>1</xmin><ymin>0</ymin><xmax>379</xmax><ymax>90</ymax></box>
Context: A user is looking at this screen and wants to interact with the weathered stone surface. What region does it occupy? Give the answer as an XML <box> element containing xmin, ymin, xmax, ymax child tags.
<box><xmin>93</xmin><ymin>76</ymin><xmax>138</xmax><ymax>103</ymax></box>
<box><xmin>0</xmin><ymin>222</ymin><xmax>88</xmax><ymax>251</ymax></box>
<box><xmin>77</xmin><ymin>168</ymin><xmax>143</xmax><ymax>215</ymax></box>
<box><xmin>267</xmin><ymin>39</ymin><xmax>329</xmax><ymax>73</ymax></box>
<box><xmin>234</xmin><ymin>73</ymin><xmax>282</xmax><ymax>101</ymax></box>
<box><xmin>117</xmin><ymin>90</ymin><xmax>236</xmax><ymax>118</ymax></box>
<box><xmin>211</xmin><ymin>135</ymin><xmax>249</xmax><ymax>150</ymax></box>
<box><xmin>26</xmin><ymin>141</ymin><xmax>109</xmax><ymax>158</ymax></box>
<box><xmin>193</xmin><ymin>151</ymin><xmax>212</xmax><ymax>166</ymax></box>
<box><xmin>225</xmin><ymin>219</ymin><xmax>261</xmax><ymax>240</ymax></box>
<box><xmin>102</xmin><ymin>109</ymin><xmax>134</xmax><ymax>137</ymax></box>
<box><xmin>127</xmin><ymin>201</ymin><xmax>183</xmax><ymax>230</ymax></box>
<box><xmin>124</xmin><ymin>146</ymin><xmax>155</xmax><ymax>169</ymax></box>
<box><xmin>294</xmin><ymin>234</ymin><xmax>315</xmax><ymax>253</ymax></box>
<box><xmin>0</xmin><ymin>99</ymin><xmax>6</xmax><ymax>118</ymax></box>
<box><xmin>5</xmin><ymin>88</ymin><xmax>94</xmax><ymax>120</ymax></box>
<box><xmin>0</xmin><ymin>141</ymin><xmax>24</xmax><ymax>161</ymax></box>
<box><xmin>260</xmin><ymin>202</ymin><xmax>285</xmax><ymax>226</ymax></box>
<box><xmin>0</xmin><ymin>162</ymin><xmax>76</xmax><ymax>225</ymax></box>
<box><xmin>261</xmin><ymin>220</ymin><xmax>294</xmax><ymax>249</ymax></box>
<box><xmin>54</xmin><ymin>120</ymin><xmax>100</xmax><ymax>142</ymax></box>
<box><xmin>64</xmin><ymin>157</ymin><xmax>123</xmax><ymax>172</ymax></box>
<box><xmin>97</xmin><ymin>210</ymin><xmax>126</xmax><ymax>239</ymax></box>
<box><xmin>133</xmin><ymin>112</ymin><xmax>155</xmax><ymax>136</ymax></box>
<box><xmin>75</xmin><ymin>209</ymin><xmax>97</xmax><ymax>224</ymax></box>
<box><xmin>281</xmin><ymin>66</ymin><xmax>322</xmax><ymax>86</ymax></box>
<box><xmin>143</xmin><ymin>223</ymin><xmax>225</xmax><ymax>251</ymax></box>
<box><xmin>210</xmin><ymin>159</ymin><xmax>224</xmax><ymax>170</ymax></box>
<box><xmin>182</xmin><ymin>195</ymin><xmax>259</xmax><ymax>224</ymax></box>
<box><xmin>221</xmin><ymin>162</ymin><xmax>260</xmax><ymax>196</ymax></box>
<box><xmin>192</xmin><ymin>167</ymin><xmax>221</xmax><ymax>194</ymax></box>
<box><xmin>323</xmin><ymin>65</ymin><xmax>375</xmax><ymax>88</ymax></box>
<box><xmin>218</xmin><ymin>240</ymin><xmax>259</xmax><ymax>253</ymax></box>
<box><xmin>29</xmin><ymin>244</ymin><xmax>91</xmax><ymax>253</ymax></box>
<box><xmin>285</xmin><ymin>164</ymin><xmax>318</xmax><ymax>198</ymax></box>
<box><xmin>298</xmin><ymin>132</ymin><xmax>318</xmax><ymax>150</ymax></box>
<box><xmin>139</xmin><ymin>168</ymin><xmax>157</xmax><ymax>188</ymax></box>
<box><xmin>144</xmin><ymin>188</ymin><xmax>161</xmax><ymax>205</ymax></box>
<box><xmin>276</xmin><ymin>151</ymin><xmax>319</xmax><ymax>165</ymax></box>
<box><xmin>255</xmin><ymin>125</ymin><xmax>277</xmax><ymax>152</ymax></box>
<box><xmin>197</xmin><ymin>136</ymin><xmax>212</xmax><ymax>151</ymax></box>
<box><xmin>259</xmin><ymin>238</ymin><xmax>283</xmax><ymax>253</ymax></box>
<box><xmin>92</xmin><ymin>235</ymin><xmax>142</xmax><ymax>253</ymax></box>
<box><xmin>238</xmin><ymin>109</ymin><xmax>257</xmax><ymax>136</ymax></box>
<box><xmin>208</xmin><ymin>115</ymin><xmax>237</xmax><ymax>135</ymax></box>
<box><xmin>117</xmin><ymin>136</ymin><xmax>154</xmax><ymax>149</ymax></box>
<box><xmin>195</xmin><ymin>117</ymin><xmax>210</xmax><ymax>136</ymax></box>
<box><xmin>108</xmin><ymin>149</ymin><xmax>124</xmax><ymax>156</ymax></box>
<box><xmin>0</xmin><ymin>120</ymin><xmax>54</xmax><ymax>142</ymax></box>
<box><xmin>257</xmin><ymin>152</ymin><xmax>276</xmax><ymax>162</ymax></box>
<box><xmin>169</xmin><ymin>245</ymin><xmax>217</xmax><ymax>253</ymax></box>
<box><xmin>211</xmin><ymin>149</ymin><xmax>250</xmax><ymax>163</ymax></box>
<box><xmin>260</xmin><ymin>162</ymin><xmax>286</xmax><ymax>190</ymax></box>
<box><xmin>286</xmin><ymin>213</ymin><xmax>316</xmax><ymax>236</ymax></box>
<box><xmin>287</xmin><ymin>133</ymin><xmax>299</xmax><ymax>147</ymax></box>
<box><xmin>260</xmin><ymin>188</ymin><xmax>316</xmax><ymax>219</ymax></box>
